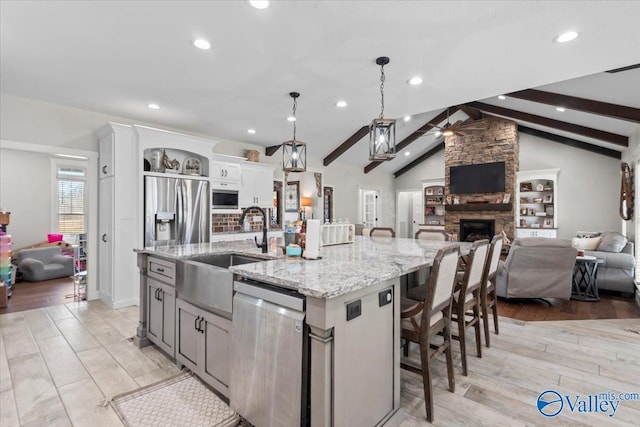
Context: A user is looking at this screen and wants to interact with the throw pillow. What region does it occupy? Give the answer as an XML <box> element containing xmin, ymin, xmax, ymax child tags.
<box><xmin>571</xmin><ymin>236</ymin><xmax>602</xmax><ymax>250</ymax></box>
<box><xmin>596</xmin><ymin>231</ymin><xmax>628</xmax><ymax>253</ymax></box>
<box><xmin>47</xmin><ymin>233</ymin><xmax>63</xmax><ymax>243</ymax></box>
<box><xmin>575</xmin><ymin>231</ymin><xmax>602</xmax><ymax>238</ymax></box>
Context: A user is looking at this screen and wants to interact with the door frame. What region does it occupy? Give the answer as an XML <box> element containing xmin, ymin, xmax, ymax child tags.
<box><xmin>0</xmin><ymin>139</ymin><xmax>99</xmax><ymax>300</ymax></box>
<box><xmin>358</xmin><ymin>186</ymin><xmax>382</xmax><ymax>228</ymax></box>
<box><xmin>395</xmin><ymin>188</ymin><xmax>421</xmax><ymax>239</ymax></box>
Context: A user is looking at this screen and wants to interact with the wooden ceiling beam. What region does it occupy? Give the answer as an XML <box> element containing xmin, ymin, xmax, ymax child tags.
<box><xmin>466</xmin><ymin>101</ymin><xmax>628</xmax><ymax>147</ymax></box>
<box><xmin>265</xmin><ymin>144</ymin><xmax>281</xmax><ymax>157</ymax></box>
<box><xmin>506</xmin><ymin>89</ymin><xmax>640</xmax><ymax>123</ymax></box>
<box><xmin>457</xmin><ymin>104</ymin><xmax>483</xmax><ymax>120</ymax></box>
<box><xmin>323</xmin><ymin>126</ymin><xmax>368</xmax><ymax>166</ymax></box>
<box><xmin>393</xmin><ymin>142</ymin><xmax>445</xmax><ymax>178</ymax></box>
<box><xmin>364</xmin><ymin>107</ymin><xmax>458</xmax><ymax>174</ymax></box>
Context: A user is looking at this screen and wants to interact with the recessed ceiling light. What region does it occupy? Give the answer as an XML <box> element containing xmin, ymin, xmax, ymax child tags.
<box><xmin>498</xmin><ymin>95</ymin><xmax>506</xmax><ymax>100</ymax></box>
<box><xmin>148</xmin><ymin>103</ymin><xmax>160</xmax><ymax>110</ymax></box>
<box><xmin>247</xmin><ymin>129</ymin><xmax>256</xmax><ymax>134</ymax></box>
<box><xmin>554</xmin><ymin>31</ymin><xmax>579</xmax><ymax>43</ymax></box>
<box><xmin>435</xmin><ymin>130</ymin><xmax>442</xmax><ymax>137</ymax></box>
<box><xmin>404</xmin><ymin>151</ymin><xmax>410</xmax><ymax>156</ymax></box>
<box><xmin>407</xmin><ymin>76</ymin><xmax>423</xmax><ymax>86</ymax></box>
<box><xmin>404</xmin><ymin>116</ymin><xmax>411</xmax><ymax>122</ymax></box>
<box><xmin>249</xmin><ymin>0</ymin><xmax>269</xmax><ymax>9</ymax></box>
<box><xmin>193</xmin><ymin>39</ymin><xmax>211</xmax><ymax>50</ymax></box>
<box><xmin>556</xmin><ymin>107</ymin><xmax>566</xmax><ymax>112</ymax></box>
<box><xmin>287</xmin><ymin>116</ymin><xmax>296</xmax><ymax>122</ymax></box>
<box><xmin>336</xmin><ymin>100</ymin><xmax>347</xmax><ymax>108</ymax></box>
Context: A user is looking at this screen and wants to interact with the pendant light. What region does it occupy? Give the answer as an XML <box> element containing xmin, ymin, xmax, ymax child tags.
<box><xmin>282</xmin><ymin>92</ymin><xmax>307</xmax><ymax>173</ymax></box>
<box><xmin>369</xmin><ymin>56</ymin><xmax>396</xmax><ymax>161</ymax></box>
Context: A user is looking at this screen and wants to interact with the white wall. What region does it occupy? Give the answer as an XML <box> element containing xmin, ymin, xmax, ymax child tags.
<box><xmin>325</xmin><ymin>161</ymin><xmax>395</xmax><ymax>227</ymax></box>
<box><xmin>0</xmin><ymin>149</ymin><xmax>52</xmax><ymax>249</ymax></box>
<box><xmin>394</xmin><ymin>149</ymin><xmax>445</xmax><ymax>190</ymax></box>
<box><xmin>518</xmin><ymin>133</ymin><xmax>620</xmax><ymax>238</ymax></box>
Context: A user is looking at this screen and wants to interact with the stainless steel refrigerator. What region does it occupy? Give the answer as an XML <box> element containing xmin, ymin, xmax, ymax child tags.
<box><xmin>144</xmin><ymin>176</ymin><xmax>209</xmax><ymax>247</ymax></box>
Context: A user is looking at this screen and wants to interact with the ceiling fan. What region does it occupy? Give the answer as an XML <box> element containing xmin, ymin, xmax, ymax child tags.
<box><xmin>423</xmin><ymin>107</ymin><xmax>488</xmax><ymax>137</ymax></box>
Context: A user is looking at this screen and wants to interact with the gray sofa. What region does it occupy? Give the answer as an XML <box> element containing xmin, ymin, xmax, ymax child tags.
<box><xmin>583</xmin><ymin>238</ymin><xmax>635</xmax><ymax>295</ymax></box>
<box><xmin>16</xmin><ymin>247</ymin><xmax>75</xmax><ymax>282</ymax></box>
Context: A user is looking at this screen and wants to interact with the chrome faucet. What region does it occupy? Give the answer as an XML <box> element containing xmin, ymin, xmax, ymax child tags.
<box><xmin>239</xmin><ymin>206</ymin><xmax>268</xmax><ymax>253</ymax></box>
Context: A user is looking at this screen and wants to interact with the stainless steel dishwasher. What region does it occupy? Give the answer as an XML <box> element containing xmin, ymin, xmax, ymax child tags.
<box><xmin>230</xmin><ymin>279</ymin><xmax>309</xmax><ymax>427</ymax></box>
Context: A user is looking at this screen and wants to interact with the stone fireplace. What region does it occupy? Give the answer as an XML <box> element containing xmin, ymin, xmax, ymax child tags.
<box><xmin>460</xmin><ymin>219</ymin><xmax>495</xmax><ymax>242</ymax></box>
<box><xmin>444</xmin><ymin>117</ymin><xmax>518</xmax><ymax>241</ymax></box>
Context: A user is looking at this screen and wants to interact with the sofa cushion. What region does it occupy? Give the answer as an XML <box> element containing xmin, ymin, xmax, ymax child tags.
<box><xmin>571</xmin><ymin>236</ymin><xmax>602</xmax><ymax>250</ymax></box>
<box><xmin>596</xmin><ymin>231</ymin><xmax>628</xmax><ymax>253</ymax></box>
<box><xmin>583</xmin><ymin>250</ymin><xmax>635</xmax><ymax>270</ymax></box>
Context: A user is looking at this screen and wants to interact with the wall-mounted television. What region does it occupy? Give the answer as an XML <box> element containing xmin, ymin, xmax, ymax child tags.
<box><xmin>449</xmin><ymin>162</ymin><xmax>505</xmax><ymax>194</ymax></box>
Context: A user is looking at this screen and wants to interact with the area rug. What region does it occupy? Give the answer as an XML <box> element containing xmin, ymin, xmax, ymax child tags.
<box><xmin>109</xmin><ymin>372</ymin><xmax>240</xmax><ymax>427</ymax></box>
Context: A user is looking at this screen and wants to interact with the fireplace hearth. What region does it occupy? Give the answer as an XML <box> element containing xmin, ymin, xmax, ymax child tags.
<box><xmin>460</xmin><ymin>219</ymin><xmax>495</xmax><ymax>242</ymax></box>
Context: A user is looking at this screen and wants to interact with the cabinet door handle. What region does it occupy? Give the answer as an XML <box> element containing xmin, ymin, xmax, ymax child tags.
<box><xmin>194</xmin><ymin>316</ymin><xmax>200</xmax><ymax>332</ymax></box>
<box><xmin>156</xmin><ymin>267</ymin><xmax>165</xmax><ymax>273</ymax></box>
<box><xmin>102</xmin><ymin>234</ymin><xmax>108</xmax><ymax>242</ymax></box>
<box><xmin>154</xmin><ymin>288</ymin><xmax>158</xmax><ymax>300</ymax></box>
<box><xmin>158</xmin><ymin>290</ymin><xmax>163</xmax><ymax>302</ymax></box>
<box><xmin>102</xmin><ymin>165</ymin><xmax>108</xmax><ymax>174</ymax></box>
<box><xmin>198</xmin><ymin>317</ymin><xmax>204</xmax><ymax>333</ymax></box>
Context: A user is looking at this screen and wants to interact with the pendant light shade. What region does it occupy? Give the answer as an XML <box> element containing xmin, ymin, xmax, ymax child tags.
<box><xmin>369</xmin><ymin>57</ymin><xmax>396</xmax><ymax>161</ymax></box>
<box><xmin>283</xmin><ymin>92</ymin><xmax>307</xmax><ymax>173</ymax></box>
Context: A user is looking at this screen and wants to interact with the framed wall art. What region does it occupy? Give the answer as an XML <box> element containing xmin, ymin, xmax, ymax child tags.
<box><xmin>323</xmin><ymin>186</ymin><xmax>334</xmax><ymax>222</ymax></box>
<box><xmin>285</xmin><ymin>181</ymin><xmax>300</xmax><ymax>212</ymax></box>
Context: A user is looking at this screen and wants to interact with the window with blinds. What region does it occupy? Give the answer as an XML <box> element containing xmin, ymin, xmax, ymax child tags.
<box><xmin>57</xmin><ymin>166</ymin><xmax>86</xmax><ymax>234</ymax></box>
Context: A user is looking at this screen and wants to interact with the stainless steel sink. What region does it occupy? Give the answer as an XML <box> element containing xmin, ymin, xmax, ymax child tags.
<box><xmin>189</xmin><ymin>253</ymin><xmax>265</xmax><ymax>269</ymax></box>
<box><xmin>177</xmin><ymin>253</ymin><xmax>264</xmax><ymax>318</ymax></box>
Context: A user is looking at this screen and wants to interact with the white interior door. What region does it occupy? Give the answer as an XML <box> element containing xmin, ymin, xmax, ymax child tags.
<box><xmin>360</xmin><ymin>189</ymin><xmax>380</xmax><ymax>228</ymax></box>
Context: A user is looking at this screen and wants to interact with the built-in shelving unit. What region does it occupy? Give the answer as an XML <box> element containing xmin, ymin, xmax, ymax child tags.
<box><xmin>424</xmin><ymin>185</ymin><xmax>445</xmax><ymax>225</ymax></box>
<box><xmin>515</xmin><ymin>169</ymin><xmax>559</xmax><ymax>238</ymax></box>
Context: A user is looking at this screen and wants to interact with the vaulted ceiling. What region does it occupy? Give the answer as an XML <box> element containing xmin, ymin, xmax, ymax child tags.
<box><xmin>2</xmin><ymin>1</ymin><xmax>639</xmax><ymax>174</ymax></box>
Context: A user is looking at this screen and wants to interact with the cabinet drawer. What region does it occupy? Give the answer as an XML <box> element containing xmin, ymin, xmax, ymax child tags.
<box><xmin>147</xmin><ymin>256</ymin><xmax>176</xmax><ymax>285</ymax></box>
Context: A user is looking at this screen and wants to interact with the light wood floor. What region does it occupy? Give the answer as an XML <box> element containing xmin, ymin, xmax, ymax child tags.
<box><xmin>2</xmin><ymin>301</ymin><xmax>640</xmax><ymax>426</ymax></box>
<box><xmin>0</xmin><ymin>300</ymin><xmax>180</xmax><ymax>426</ymax></box>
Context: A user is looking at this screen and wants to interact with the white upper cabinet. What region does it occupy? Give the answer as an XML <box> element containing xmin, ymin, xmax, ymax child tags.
<box><xmin>211</xmin><ymin>161</ymin><xmax>241</xmax><ymax>182</ymax></box>
<box><xmin>239</xmin><ymin>162</ymin><xmax>275</xmax><ymax>208</ymax></box>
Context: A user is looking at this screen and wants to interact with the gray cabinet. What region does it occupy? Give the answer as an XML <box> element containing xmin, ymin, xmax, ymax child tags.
<box><xmin>176</xmin><ymin>298</ymin><xmax>231</xmax><ymax>397</ymax></box>
<box><xmin>146</xmin><ymin>277</ymin><xmax>175</xmax><ymax>357</ymax></box>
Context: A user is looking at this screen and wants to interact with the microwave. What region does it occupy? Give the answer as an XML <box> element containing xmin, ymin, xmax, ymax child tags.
<box><xmin>212</xmin><ymin>182</ymin><xmax>239</xmax><ymax>209</ymax></box>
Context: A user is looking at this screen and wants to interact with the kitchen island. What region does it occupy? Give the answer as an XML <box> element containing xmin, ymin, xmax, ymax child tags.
<box><xmin>135</xmin><ymin>236</ymin><xmax>471</xmax><ymax>427</ymax></box>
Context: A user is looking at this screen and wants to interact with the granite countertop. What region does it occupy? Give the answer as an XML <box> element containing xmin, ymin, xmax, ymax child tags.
<box><xmin>229</xmin><ymin>236</ymin><xmax>472</xmax><ymax>299</ymax></box>
<box><xmin>136</xmin><ymin>236</ymin><xmax>472</xmax><ymax>300</ymax></box>
<box><xmin>135</xmin><ymin>239</ymin><xmax>284</xmax><ymax>260</ymax></box>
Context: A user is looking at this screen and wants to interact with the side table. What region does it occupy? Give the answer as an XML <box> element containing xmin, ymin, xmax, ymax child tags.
<box><xmin>571</xmin><ymin>256</ymin><xmax>603</xmax><ymax>301</ymax></box>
